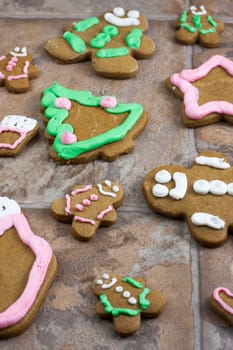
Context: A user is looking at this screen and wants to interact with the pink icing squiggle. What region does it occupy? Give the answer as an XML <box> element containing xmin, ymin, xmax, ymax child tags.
<box><xmin>97</xmin><ymin>205</ymin><xmax>113</xmax><ymax>220</ymax></box>
<box><xmin>74</xmin><ymin>215</ymin><xmax>96</xmax><ymax>225</ymax></box>
<box><xmin>0</xmin><ymin>56</ymin><xmax>6</xmax><ymax>61</ymax></box>
<box><xmin>0</xmin><ymin>125</ymin><xmax>26</xmax><ymax>149</ymax></box>
<box><xmin>0</xmin><ymin>213</ymin><xmax>52</xmax><ymax>328</ymax></box>
<box><xmin>213</xmin><ymin>287</ymin><xmax>233</xmax><ymax>315</ymax></box>
<box><xmin>23</xmin><ymin>60</ymin><xmax>30</xmax><ymax>74</ymax></box>
<box><xmin>0</xmin><ymin>72</ymin><xmax>5</xmax><ymax>79</ymax></box>
<box><xmin>170</xmin><ymin>55</ymin><xmax>233</xmax><ymax>120</ymax></box>
<box><xmin>7</xmin><ymin>61</ymin><xmax>30</xmax><ymax>81</ymax></box>
<box><xmin>65</xmin><ymin>194</ymin><xmax>71</xmax><ymax>215</ymax></box>
<box><xmin>71</xmin><ymin>185</ymin><xmax>93</xmax><ymax>196</ymax></box>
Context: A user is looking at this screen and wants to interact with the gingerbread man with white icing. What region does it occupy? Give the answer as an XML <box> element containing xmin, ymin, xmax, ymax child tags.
<box><xmin>50</xmin><ymin>180</ymin><xmax>124</xmax><ymax>241</ymax></box>
<box><xmin>143</xmin><ymin>151</ymin><xmax>233</xmax><ymax>247</ymax></box>
<box><xmin>92</xmin><ymin>273</ymin><xmax>165</xmax><ymax>336</ymax></box>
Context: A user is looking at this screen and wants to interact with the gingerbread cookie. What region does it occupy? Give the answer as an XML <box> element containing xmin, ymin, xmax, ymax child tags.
<box><xmin>0</xmin><ymin>47</ymin><xmax>38</xmax><ymax>93</ymax></box>
<box><xmin>166</xmin><ymin>55</ymin><xmax>233</xmax><ymax>127</ymax></box>
<box><xmin>44</xmin><ymin>7</ymin><xmax>155</xmax><ymax>78</ymax></box>
<box><xmin>0</xmin><ymin>115</ymin><xmax>39</xmax><ymax>156</ymax></box>
<box><xmin>210</xmin><ymin>287</ymin><xmax>233</xmax><ymax>325</ymax></box>
<box><xmin>93</xmin><ymin>273</ymin><xmax>166</xmax><ymax>336</ymax></box>
<box><xmin>174</xmin><ymin>5</ymin><xmax>224</xmax><ymax>47</ymax></box>
<box><xmin>50</xmin><ymin>180</ymin><xmax>124</xmax><ymax>241</ymax></box>
<box><xmin>40</xmin><ymin>83</ymin><xmax>148</xmax><ymax>164</ymax></box>
<box><xmin>143</xmin><ymin>151</ymin><xmax>233</xmax><ymax>247</ymax></box>
<box><xmin>0</xmin><ymin>197</ymin><xmax>57</xmax><ymax>338</ymax></box>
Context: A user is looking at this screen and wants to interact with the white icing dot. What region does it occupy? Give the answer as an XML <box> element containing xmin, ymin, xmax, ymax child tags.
<box><xmin>227</xmin><ymin>183</ymin><xmax>233</xmax><ymax>195</ymax></box>
<box><xmin>193</xmin><ymin>179</ymin><xmax>210</xmax><ymax>194</ymax></box>
<box><xmin>96</xmin><ymin>279</ymin><xmax>103</xmax><ymax>285</ymax></box>
<box><xmin>127</xmin><ymin>10</ymin><xmax>140</xmax><ymax>18</ymax></box>
<box><xmin>154</xmin><ymin>169</ymin><xmax>171</xmax><ymax>183</ymax></box>
<box><xmin>115</xmin><ymin>286</ymin><xmax>123</xmax><ymax>293</ymax></box>
<box><xmin>14</xmin><ymin>47</ymin><xmax>20</xmax><ymax>52</ymax></box>
<box><xmin>112</xmin><ymin>185</ymin><xmax>119</xmax><ymax>193</ymax></box>
<box><xmin>113</xmin><ymin>7</ymin><xmax>125</xmax><ymax>17</ymax></box>
<box><xmin>210</xmin><ymin>180</ymin><xmax>227</xmax><ymax>195</ymax></box>
<box><xmin>128</xmin><ymin>297</ymin><xmax>137</xmax><ymax>305</ymax></box>
<box><xmin>123</xmin><ymin>291</ymin><xmax>131</xmax><ymax>298</ymax></box>
<box><xmin>152</xmin><ymin>184</ymin><xmax>169</xmax><ymax>198</ymax></box>
<box><xmin>103</xmin><ymin>273</ymin><xmax>109</xmax><ymax>279</ymax></box>
<box><xmin>104</xmin><ymin>180</ymin><xmax>111</xmax><ymax>187</ymax></box>
<box><xmin>22</xmin><ymin>47</ymin><xmax>27</xmax><ymax>53</ymax></box>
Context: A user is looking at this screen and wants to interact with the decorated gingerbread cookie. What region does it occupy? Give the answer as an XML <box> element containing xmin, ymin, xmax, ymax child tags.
<box><xmin>50</xmin><ymin>180</ymin><xmax>124</xmax><ymax>241</ymax></box>
<box><xmin>143</xmin><ymin>151</ymin><xmax>233</xmax><ymax>247</ymax></box>
<box><xmin>0</xmin><ymin>47</ymin><xmax>38</xmax><ymax>93</ymax></box>
<box><xmin>0</xmin><ymin>115</ymin><xmax>39</xmax><ymax>156</ymax></box>
<box><xmin>166</xmin><ymin>55</ymin><xmax>233</xmax><ymax>127</ymax></box>
<box><xmin>210</xmin><ymin>287</ymin><xmax>233</xmax><ymax>325</ymax></box>
<box><xmin>93</xmin><ymin>273</ymin><xmax>166</xmax><ymax>336</ymax></box>
<box><xmin>0</xmin><ymin>197</ymin><xmax>57</xmax><ymax>338</ymax></box>
<box><xmin>40</xmin><ymin>83</ymin><xmax>148</xmax><ymax>164</ymax></box>
<box><xmin>44</xmin><ymin>7</ymin><xmax>155</xmax><ymax>78</ymax></box>
<box><xmin>174</xmin><ymin>5</ymin><xmax>224</xmax><ymax>47</ymax></box>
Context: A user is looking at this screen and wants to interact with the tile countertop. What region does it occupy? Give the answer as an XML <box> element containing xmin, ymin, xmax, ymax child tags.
<box><xmin>1</xmin><ymin>1</ymin><xmax>233</xmax><ymax>349</ymax></box>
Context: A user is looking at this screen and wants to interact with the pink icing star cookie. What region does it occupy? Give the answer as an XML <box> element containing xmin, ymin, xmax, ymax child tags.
<box><xmin>166</xmin><ymin>55</ymin><xmax>233</xmax><ymax>127</ymax></box>
<box><xmin>210</xmin><ymin>287</ymin><xmax>233</xmax><ymax>325</ymax></box>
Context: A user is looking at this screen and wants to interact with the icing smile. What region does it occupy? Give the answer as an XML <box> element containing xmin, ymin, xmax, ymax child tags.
<box><xmin>104</xmin><ymin>7</ymin><xmax>140</xmax><ymax>27</ymax></box>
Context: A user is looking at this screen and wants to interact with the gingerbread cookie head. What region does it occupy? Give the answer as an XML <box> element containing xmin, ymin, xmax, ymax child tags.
<box><xmin>210</xmin><ymin>287</ymin><xmax>233</xmax><ymax>326</ymax></box>
<box><xmin>0</xmin><ymin>47</ymin><xmax>38</xmax><ymax>93</ymax></box>
<box><xmin>143</xmin><ymin>151</ymin><xmax>233</xmax><ymax>247</ymax></box>
<box><xmin>44</xmin><ymin>7</ymin><xmax>155</xmax><ymax>78</ymax></box>
<box><xmin>92</xmin><ymin>273</ymin><xmax>166</xmax><ymax>336</ymax></box>
<box><xmin>174</xmin><ymin>5</ymin><xmax>224</xmax><ymax>47</ymax></box>
<box><xmin>51</xmin><ymin>180</ymin><xmax>124</xmax><ymax>241</ymax></box>
<box><xmin>40</xmin><ymin>83</ymin><xmax>148</xmax><ymax>164</ymax></box>
<box><xmin>0</xmin><ymin>197</ymin><xmax>57</xmax><ymax>338</ymax></box>
<box><xmin>166</xmin><ymin>55</ymin><xmax>233</xmax><ymax>128</ymax></box>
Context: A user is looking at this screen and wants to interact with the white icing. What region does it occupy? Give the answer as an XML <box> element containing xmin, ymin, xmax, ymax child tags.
<box><xmin>113</xmin><ymin>7</ymin><xmax>125</xmax><ymax>17</ymax></box>
<box><xmin>210</xmin><ymin>180</ymin><xmax>227</xmax><ymax>195</ymax></box>
<box><xmin>190</xmin><ymin>5</ymin><xmax>207</xmax><ymax>16</ymax></box>
<box><xmin>115</xmin><ymin>286</ymin><xmax>123</xmax><ymax>293</ymax></box>
<box><xmin>227</xmin><ymin>183</ymin><xmax>233</xmax><ymax>195</ymax></box>
<box><xmin>127</xmin><ymin>10</ymin><xmax>140</xmax><ymax>19</ymax></box>
<box><xmin>96</xmin><ymin>279</ymin><xmax>103</xmax><ymax>285</ymax></box>
<box><xmin>97</xmin><ymin>184</ymin><xmax>116</xmax><ymax>198</ymax></box>
<box><xmin>104</xmin><ymin>180</ymin><xmax>111</xmax><ymax>187</ymax></box>
<box><xmin>152</xmin><ymin>184</ymin><xmax>169</xmax><ymax>198</ymax></box>
<box><xmin>195</xmin><ymin>156</ymin><xmax>230</xmax><ymax>169</ymax></box>
<box><xmin>104</xmin><ymin>12</ymin><xmax>140</xmax><ymax>26</ymax></box>
<box><xmin>154</xmin><ymin>169</ymin><xmax>171</xmax><ymax>183</ymax></box>
<box><xmin>103</xmin><ymin>273</ymin><xmax>109</xmax><ymax>279</ymax></box>
<box><xmin>193</xmin><ymin>179</ymin><xmax>210</xmax><ymax>194</ymax></box>
<box><xmin>14</xmin><ymin>47</ymin><xmax>20</xmax><ymax>52</ymax></box>
<box><xmin>191</xmin><ymin>212</ymin><xmax>225</xmax><ymax>230</ymax></box>
<box><xmin>1</xmin><ymin>115</ymin><xmax>37</xmax><ymax>132</ymax></box>
<box><xmin>102</xmin><ymin>277</ymin><xmax>118</xmax><ymax>289</ymax></box>
<box><xmin>10</xmin><ymin>46</ymin><xmax>27</xmax><ymax>57</ymax></box>
<box><xmin>128</xmin><ymin>297</ymin><xmax>137</xmax><ymax>305</ymax></box>
<box><xmin>123</xmin><ymin>291</ymin><xmax>131</xmax><ymax>298</ymax></box>
<box><xmin>112</xmin><ymin>185</ymin><xmax>119</xmax><ymax>193</ymax></box>
<box><xmin>0</xmin><ymin>197</ymin><xmax>21</xmax><ymax>222</ymax></box>
<box><xmin>169</xmin><ymin>172</ymin><xmax>187</xmax><ymax>200</ymax></box>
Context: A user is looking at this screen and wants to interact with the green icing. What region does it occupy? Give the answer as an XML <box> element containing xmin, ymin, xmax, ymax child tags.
<box><xmin>96</xmin><ymin>47</ymin><xmax>129</xmax><ymax>58</ymax></box>
<box><xmin>139</xmin><ymin>288</ymin><xmax>151</xmax><ymax>309</ymax></box>
<box><xmin>63</xmin><ymin>31</ymin><xmax>86</xmax><ymax>53</ymax></box>
<box><xmin>180</xmin><ymin>23</ymin><xmax>196</xmax><ymax>33</ymax></box>
<box><xmin>90</xmin><ymin>25</ymin><xmax>119</xmax><ymax>49</ymax></box>
<box><xmin>180</xmin><ymin>12</ymin><xmax>217</xmax><ymax>35</ymax></box>
<box><xmin>179</xmin><ymin>11</ymin><xmax>187</xmax><ymax>23</ymax></box>
<box><xmin>193</xmin><ymin>15</ymin><xmax>202</xmax><ymax>29</ymax></box>
<box><xmin>125</xmin><ymin>29</ymin><xmax>143</xmax><ymax>49</ymax></box>
<box><xmin>102</xmin><ymin>25</ymin><xmax>119</xmax><ymax>37</ymax></box>
<box><xmin>200</xmin><ymin>28</ymin><xmax>216</xmax><ymax>34</ymax></box>
<box><xmin>73</xmin><ymin>17</ymin><xmax>99</xmax><ymax>32</ymax></box>
<box><xmin>100</xmin><ymin>294</ymin><xmax>141</xmax><ymax>317</ymax></box>
<box><xmin>207</xmin><ymin>15</ymin><xmax>217</xmax><ymax>28</ymax></box>
<box><xmin>123</xmin><ymin>277</ymin><xmax>143</xmax><ymax>289</ymax></box>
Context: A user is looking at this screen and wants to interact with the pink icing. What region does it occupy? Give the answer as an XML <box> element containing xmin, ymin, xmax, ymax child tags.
<box><xmin>97</xmin><ymin>205</ymin><xmax>113</xmax><ymax>220</ymax></box>
<box><xmin>170</xmin><ymin>55</ymin><xmax>233</xmax><ymax>120</ymax></box>
<box><xmin>0</xmin><ymin>213</ymin><xmax>52</xmax><ymax>328</ymax></box>
<box><xmin>90</xmin><ymin>194</ymin><xmax>98</xmax><ymax>201</ymax></box>
<box><xmin>7</xmin><ymin>61</ymin><xmax>30</xmax><ymax>81</ymax></box>
<box><xmin>83</xmin><ymin>199</ymin><xmax>91</xmax><ymax>206</ymax></box>
<box><xmin>60</xmin><ymin>131</ymin><xmax>77</xmax><ymax>145</ymax></box>
<box><xmin>213</xmin><ymin>287</ymin><xmax>233</xmax><ymax>315</ymax></box>
<box><xmin>0</xmin><ymin>56</ymin><xmax>6</xmax><ymax>61</ymax></box>
<box><xmin>23</xmin><ymin>60</ymin><xmax>30</xmax><ymax>74</ymax></box>
<box><xmin>75</xmin><ymin>204</ymin><xmax>84</xmax><ymax>211</ymax></box>
<box><xmin>0</xmin><ymin>125</ymin><xmax>27</xmax><ymax>149</ymax></box>
<box><xmin>74</xmin><ymin>216</ymin><xmax>96</xmax><ymax>225</ymax></box>
<box><xmin>100</xmin><ymin>96</ymin><xmax>117</xmax><ymax>109</ymax></box>
<box><xmin>0</xmin><ymin>72</ymin><xmax>5</xmax><ymax>79</ymax></box>
<box><xmin>65</xmin><ymin>194</ymin><xmax>71</xmax><ymax>215</ymax></box>
<box><xmin>71</xmin><ymin>185</ymin><xmax>93</xmax><ymax>196</ymax></box>
<box><xmin>55</xmin><ymin>97</ymin><xmax>72</xmax><ymax>110</ymax></box>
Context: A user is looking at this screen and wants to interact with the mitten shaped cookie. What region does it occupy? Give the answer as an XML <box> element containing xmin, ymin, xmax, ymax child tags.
<box><xmin>44</xmin><ymin>7</ymin><xmax>155</xmax><ymax>78</ymax></box>
<box><xmin>0</xmin><ymin>47</ymin><xmax>38</xmax><ymax>93</ymax></box>
<box><xmin>143</xmin><ymin>151</ymin><xmax>233</xmax><ymax>247</ymax></box>
<box><xmin>40</xmin><ymin>83</ymin><xmax>148</xmax><ymax>164</ymax></box>
<box><xmin>51</xmin><ymin>180</ymin><xmax>124</xmax><ymax>241</ymax></box>
<box><xmin>166</xmin><ymin>55</ymin><xmax>233</xmax><ymax>127</ymax></box>
<box><xmin>174</xmin><ymin>5</ymin><xmax>224</xmax><ymax>47</ymax></box>
<box><xmin>210</xmin><ymin>287</ymin><xmax>233</xmax><ymax>325</ymax></box>
<box><xmin>0</xmin><ymin>197</ymin><xmax>57</xmax><ymax>338</ymax></box>
<box><xmin>93</xmin><ymin>273</ymin><xmax>166</xmax><ymax>336</ymax></box>
<box><xmin>0</xmin><ymin>115</ymin><xmax>39</xmax><ymax>156</ymax></box>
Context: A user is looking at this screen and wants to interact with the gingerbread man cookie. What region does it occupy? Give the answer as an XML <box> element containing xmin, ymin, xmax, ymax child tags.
<box><xmin>210</xmin><ymin>287</ymin><xmax>233</xmax><ymax>325</ymax></box>
<box><xmin>166</xmin><ymin>55</ymin><xmax>233</xmax><ymax>127</ymax></box>
<box><xmin>0</xmin><ymin>47</ymin><xmax>38</xmax><ymax>93</ymax></box>
<box><xmin>40</xmin><ymin>83</ymin><xmax>148</xmax><ymax>164</ymax></box>
<box><xmin>143</xmin><ymin>151</ymin><xmax>233</xmax><ymax>247</ymax></box>
<box><xmin>0</xmin><ymin>197</ymin><xmax>57</xmax><ymax>338</ymax></box>
<box><xmin>51</xmin><ymin>180</ymin><xmax>124</xmax><ymax>241</ymax></box>
<box><xmin>44</xmin><ymin>7</ymin><xmax>155</xmax><ymax>78</ymax></box>
<box><xmin>93</xmin><ymin>273</ymin><xmax>166</xmax><ymax>336</ymax></box>
<box><xmin>0</xmin><ymin>115</ymin><xmax>39</xmax><ymax>156</ymax></box>
<box><xmin>174</xmin><ymin>5</ymin><xmax>224</xmax><ymax>47</ymax></box>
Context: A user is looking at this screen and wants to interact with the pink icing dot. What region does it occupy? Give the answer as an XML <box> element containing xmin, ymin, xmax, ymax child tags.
<box><xmin>83</xmin><ymin>199</ymin><xmax>91</xmax><ymax>206</ymax></box>
<box><xmin>100</xmin><ymin>96</ymin><xmax>117</xmax><ymax>109</ymax></box>
<box><xmin>6</xmin><ymin>65</ymin><xmax>13</xmax><ymax>72</ymax></box>
<box><xmin>55</xmin><ymin>97</ymin><xmax>72</xmax><ymax>110</ymax></box>
<box><xmin>90</xmin><ymin>194</ymin><xmax>98</xmax><ymax>201</ymax></box>
<box><xmin>60</xmin><ymin>131</ymin><xmax>77</xmax><ymax>145</ymax></box>
<box><xmin>75</xmin><ymin>204</ymin><xmax>84</xmax><ymax>211</ymax></box>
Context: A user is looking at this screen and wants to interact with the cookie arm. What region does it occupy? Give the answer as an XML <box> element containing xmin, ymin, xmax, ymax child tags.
<box><xmin>141</xmin><ymin>290</ymin><xmax>166</xmax><ymax>317</ymax></box>
<box><xmin>132</xmin><ymin>35</ymin><xmax>155</xmax><ymax>59</ymax></box>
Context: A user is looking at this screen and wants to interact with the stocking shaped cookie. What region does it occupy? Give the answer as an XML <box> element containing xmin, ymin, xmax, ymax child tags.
<box><xmin>174</xmin><ymin>5</ymin><xmax>224</xmax><ymax>47</ymax></box>
<box><xmin>143</xmin><ymin>151</ymin><xmax>233</xmax><ymax>247</ymax></box>
<box><xmin>44</xmin><ymin>7</ymin><xmax>155</xmax><ymax>78</ymax></box>
<box><xmin>0</xmin><ymin>197</ymin><xmax>57</xmax><ymax>338</ymax></box>
<box><xmin>40</xmin><ymin>83</ymin><xmax>147</xmax><ymax>164</ymax></box>
<box><xmin>0</xmin><ymin>115</ymin><xmax>39</xmax><ymax>156</ymax></box>
<box><xmin>210</xmin><ymin>287</ymin><xmax>233</xmax><ymax>325</ymax></box>
<box><xmin>93</xmin><ymin>273</ymin><xmax>165</xmax><ymax>336</ymax></box>
<box><xmin>0</xmin><ymin>47</ymin><xmax>38</xmax><ymax>93</ymax></box>
<box><xmin>51</xmin><ymin>180</ymin><xmax>124</xmax><ymax>241</ymax></box>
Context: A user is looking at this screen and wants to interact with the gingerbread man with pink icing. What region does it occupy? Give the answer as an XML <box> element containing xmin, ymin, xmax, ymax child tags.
<box><xmin>50</xmin><ymin>180</ymin><xmax>124</xmax><ymax>241</ymax></box>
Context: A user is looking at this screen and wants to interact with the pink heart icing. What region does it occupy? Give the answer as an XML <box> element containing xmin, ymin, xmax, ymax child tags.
<box><xmin>100</xmin><ymin>96</ymin><xmax>117</xmax><ymax>109</ymax></box>
<box><xmin>60</xmin><ymin>131</ymin><xmax>77</xmax><ymax>144</ymax></box>
<box><xmin>213</xmin><ymin>287</ymin><xmax>233</xmax><ymax>315</ymax></box>
<box><xmin>55</xmin><ymin>97</ymin><xmax>72</xmax><ymax>110</ymax></box>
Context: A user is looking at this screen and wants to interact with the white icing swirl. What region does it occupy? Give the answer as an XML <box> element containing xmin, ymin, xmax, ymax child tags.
<box><xmin>191</xmin><ymin>212</ymin><xmax>225</xmax><ymax>230</ymax></box>
<box><xmin>195</xmin><ymin>156</ymin><xmax>230</xmax><ymax>169</ymax></box>
<box><xmin>169</xmin><ymin>172</ymin><xmax>187</xmax><ymax>200</ymax></box>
